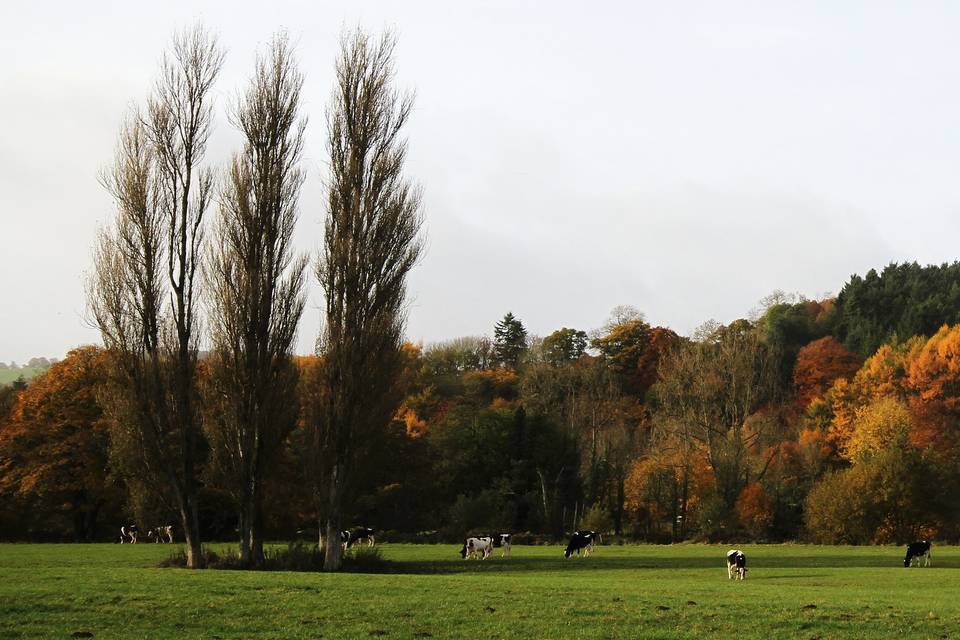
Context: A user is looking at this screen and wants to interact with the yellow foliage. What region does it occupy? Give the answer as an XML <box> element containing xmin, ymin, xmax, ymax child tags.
<box><xmin>842</xmin><ymin>396</ymin><xmax>913</xmax><ymax>463</ymax></box>
<box><xmin>907</xmin><ymin>324</ymin><xmax>960</xmax><ymax>411</ymax></box>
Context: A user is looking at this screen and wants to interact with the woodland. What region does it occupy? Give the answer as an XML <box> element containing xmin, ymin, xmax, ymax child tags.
<box><xmin>3</xmin><ymin>262</ymin><xmax>960</xmax><ymax>550</ymax></box>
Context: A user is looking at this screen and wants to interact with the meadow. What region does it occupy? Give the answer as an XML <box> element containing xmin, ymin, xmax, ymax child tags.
<box><xmin>1</xmin><ymin>543</ymin><xmax>957</xmax><ymax>639</ymax></box>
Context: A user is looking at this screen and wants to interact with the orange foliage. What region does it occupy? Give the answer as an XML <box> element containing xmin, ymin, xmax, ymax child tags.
<box><xmin>397</xmin><ymin>404</ymin><xmax>428</xmax><ymax>438</ymax></box>
<box><xmin>907</xmin><ymin>325</ymin><xmax>960</xmax><ymax>409</ymax></box>
<box><xmin>798</xmin><ymin>427</ymin><xmax>835</xmax><ymax>470</ymax></box>
<box><xmin>792</xmin><ymin>336</ymin><xmax>861</xmax><ymax>406</ymax></box>
<box><xmin>0</xmin><ymin>346</ymin><xmax>120</xmax><ymax>538</ymax></box>
<box><xmin>905</xmin><ymin>325</ymin><xmax>960</xmax><ymax>453</ymax></box>
<box><xmin>735</xmin><ymin>482</ymin><xmax>773</xmax><ymax>536</ymax></box>
<box><xmin>634</xmin><ymin>327</ymin><xmax>681</xmax><ymax>396</ymax></box>
<box><xmin>462</xmin><ymin>369</ymin><xmax>519</xmax><ymax>403</ymax></box>
<box><xmin>823</xmin><ymin>378</ymin><xmax>857</xmax><ymax>451</ymax></box>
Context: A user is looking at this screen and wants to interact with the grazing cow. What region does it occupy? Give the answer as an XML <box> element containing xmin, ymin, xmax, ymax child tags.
<box><xmin>147</xmin><ymin>525</ymin><xmax>174</xmax><ymax>543</ymax></box>
<box><xmin>727</xmin><ymin>549</ymin><xmax>747</xmax><ymax>580</ymax></box>
<box><xmin>488</xmin><ymin>533</ymin><xmax>512</xmax><ymax>557</ymax></box>
<box><xmin>564</xmin><ymin>531</ymin><xmax>600</xmax><ymax>558</ymax></box>
<box><xmin>460</xmin><ymin>536</ymin><xmax>495</xmax><ymax>560</ymax></box>
<box><xmin>120</xmin><ymin>524</ymin><xmax>138</xmax><ymax>544</ymax></box>
<box><xmin>904</xmin><ymin>540</ymin><xmax>932</xmax><ymax>567</ymax></box>
<box><xmin>342</xmin><ymin>527</ymin><xmax>376</xmax><ymax>549</ymax></box>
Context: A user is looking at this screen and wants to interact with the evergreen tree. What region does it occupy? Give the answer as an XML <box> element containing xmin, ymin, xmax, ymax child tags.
<box><xmin>494</xmin><ymin>312</ymin><xmax>528</xmax><ymax>369</ymax></box>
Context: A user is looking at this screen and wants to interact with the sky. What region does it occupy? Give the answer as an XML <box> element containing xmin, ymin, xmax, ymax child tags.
<box><xmin>3</xmin><ymin>1</ymin><xmax>960</xmax><ymax>363</ymax></box>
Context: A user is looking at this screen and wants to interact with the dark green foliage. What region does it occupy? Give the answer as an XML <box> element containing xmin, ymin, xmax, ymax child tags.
<box><xmin>756</xmin><ymin>299</ymin><xmax>831</xmax><ymax>391</ymax></box>
<box><xmin>493</xmin><ymin>312</ymin><xmax>528</xmax><ymax>369</ymax></box>
<box><xmin>428</xmin><ymin>405</ymin><xmax>578</xmax><ymax>537</ymax></box>
<box><xmin>834</xmin><ymin>262</ymin><xmax>960</xmax><ymax>357</ymax></box>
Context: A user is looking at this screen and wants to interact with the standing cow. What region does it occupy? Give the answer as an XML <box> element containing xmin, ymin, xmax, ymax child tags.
<box><xmin>904</xmin><ymin>541</ymin><xmax>932</xmax><ymax>567</ymax></box>
<box><xmin>119</xmin><ymin>524</ymin><xmax>139</xmax><ymax>544</ymax></box>
<box><xmin>564</xmin><ymin>531</ymin><xmax>600</xmax><ymax>558</ymax></box>
<box><xmin>727</xmin><ymin>549</ymin><xmax>747</xmax><ymax>580</ymax></box>
<box><xmin>488</xmin><ymin>533</ymin><xmax>512</xmax><ymax>557</ymax></box>
<box><xmin>147</xmin><ymin>525</ymin><xmax>174</xmax><ymax>543</ymax></box>
<box><xmin>460</xmin><ymin>536</ymin><xmax>495</xmax><ymax>560</ymax></box>
<box><xmin>341</xmin><ymin>527</ymin><xmax>376</xmax><ymax>549</ymax></box>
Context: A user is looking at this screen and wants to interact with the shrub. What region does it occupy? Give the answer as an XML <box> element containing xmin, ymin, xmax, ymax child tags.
<box><xmin>579</xmin><ymin>503</ymin><xmax>613</xmax><ymax>534</ymax></box>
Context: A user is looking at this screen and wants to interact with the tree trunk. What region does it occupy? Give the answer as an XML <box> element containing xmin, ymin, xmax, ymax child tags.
<box><xmin>250</xmin><ymin>490</ymin><xmax>265</xmax><ymax>568</ymax></box>
<box><xmin>323</xmin><ymin>464</ymin><xmax>344</xmax><ymax>571</ymax></box>
<box><xmin>238</xmin><ymin>507</ymin><xmax>251</xmax><ymax>566</ymax></box>
<box><xmin>179</xmin><ymin>488</ymin><xmax>204</xmax><ymax>569</ymax></box>
<box><xmin>614</xmin><ymin>475</ymin><xmax>625</xmax><ymax>535</ymax></box>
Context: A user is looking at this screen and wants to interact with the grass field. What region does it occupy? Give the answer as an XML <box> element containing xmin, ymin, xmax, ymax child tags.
<box><xmin>1</xmin><ymin>543</ymin><xmax>957</xmax><ymax>639</ymax></box>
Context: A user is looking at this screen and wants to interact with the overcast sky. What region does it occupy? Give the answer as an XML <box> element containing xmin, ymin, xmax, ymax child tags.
<box><xmin>3</xmin><ymin>1</ymin><xmax>960</xmax><ymax>363</ymax></box>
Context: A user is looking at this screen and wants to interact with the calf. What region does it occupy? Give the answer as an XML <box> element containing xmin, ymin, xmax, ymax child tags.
<box><xmin>564</xmin><ymin>531</ymin><xmax>600</xmax><ymax>558</ymax></box>
<box><xmin>488</xmin><ymin>533</ymin><xmax>512</xmax><ymax>557</ymax></box>
<box><xmin>120</xmin><ymin>524</ymin><xmax>138</xmax><ymax>544</ymax></box>
<box><xmin>342</xmin><ymin>527</ymin><xmax>376</xmax><ymax>549</ymax></box>
<box><xmin>460</xmin><ymin>536</ymin><xmax>494</xmax><ymax>560</ymax></box>
<box><xmin>904</xmin><ymin>540</ymin><xmax>932</xmax><ymax>567</ymax></box>
<box><xmin>147</xmin><ymin>525</ymin><xmax>174</xmax><ymax>543</ymax></box>
<box><xmin>727</xmin><ymin>549</ymin><xmax>747</xmax><ymax>580</ymax></box>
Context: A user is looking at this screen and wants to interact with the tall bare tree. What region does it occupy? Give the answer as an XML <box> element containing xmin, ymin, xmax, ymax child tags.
<box><xmin>655</xmin><ymin>320</ymin><xmax>777</xmax><ymax>510</ymax></box>
<box><xmin>204</xmin><ymin>33</ymin><xmax>308</xmax><ymax>568</ymax></box>
<box><xmin>316</xmin><ymin>29</ymin><xmax>424</xmax><ymax>571</ymax></box>
<box><xmin>89</xmin><ymin>25</ymin><xmax>223</xmax><ymax>568</ymax></box>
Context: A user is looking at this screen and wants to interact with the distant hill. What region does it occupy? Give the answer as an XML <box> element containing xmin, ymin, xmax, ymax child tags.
<box><xmin>0</xmin><ymin>358</ymin><xmax>56</xmax><ymax>386</ymax></box>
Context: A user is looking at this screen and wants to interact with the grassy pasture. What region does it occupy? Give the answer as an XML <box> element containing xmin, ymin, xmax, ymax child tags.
<box><xmin>1</xmin><ymin>543</ymin><xmax>957</xmax><ymax>639</ymax></box>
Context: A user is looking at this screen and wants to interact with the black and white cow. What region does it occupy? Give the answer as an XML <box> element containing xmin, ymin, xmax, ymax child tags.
<box><xmin>342</xmin><ymin>527</ymin><xmax>376</xmax><ymax>549</ymax></box>
<box><xmin>147</xmin><ymin>525</ymin><xmax>174</xmax><ymax>543</ymax></box>
<box><xmin>564</xmin><ymin>530</ymin><xmax>600</xmax><ymax>558</ymax></box>
<box><xmin>488</xmin><ymin>533</ymin><xmax>512</xmax><ymax>557</ymax></box>
<box><xmin>726</xmin><ymin>549</ymin><xmax>747</xmax><ymax>580</ymax></box>
<box><xmin>460</xmin><ymin>536</ymin><xmax>495</xmax><ymax>560</ymax></box>
<box><xmin>120</xmin><ymin>524</ymin><xmax>139</xmax><ymax>544</ymax></box>
<box><xmin>904</xmin><ymin>540</ymin><xmax>932</xmax><ymax>567</ymax></box>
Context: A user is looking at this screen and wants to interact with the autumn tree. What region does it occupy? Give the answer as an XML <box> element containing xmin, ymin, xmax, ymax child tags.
<box><xmin>735</xmin><ymin>482</ymin><xmax>773</xmax><ymax>538</ymax></box>
<box><xmin>0</xmin><ymin>347</ymin><xmax>123</xmax><ymax>540</ymax></box>
<box><xmin>792</xmin><ymin>336</ymin><xmax>861</xmax><ymax>406</ymax></box>
<box><xmin>315</xmin><ymin>29</ymin><xmax>424</xmax><ymax>571</ymax></box>
<box><xmin>204</xmin><ymin>33</ymin><xmax>308</xmax><ymax>567</ymax></box>
<box><xmin>88</xmin><ymin>25</ymin><xmax>223</xmax><ymax>567</ymax></box>
<box><xmin>654</xmin><ymin>320</ymin><xmax>777</xmax><ymax>510</ymax></box>
<box><xmin>591</xmin><ymin>310</ymin><xmax>650</xmax><ymax>392</ymax></box>
<box><xmin>541</xmin><ymin>328</ymin><xmax>588</xmax><ymax>366</ymax></box>
<box><xmin>521</xmin><ymin>357</ymin><xmax>642</xmax><ymax>534</ymax></box>
<box><xmin>494</xmin><ymin>312</ymin><xmax>528</xmax><ymax>369</ymax></box>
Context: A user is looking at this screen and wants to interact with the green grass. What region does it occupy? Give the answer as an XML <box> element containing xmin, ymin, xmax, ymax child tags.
<box><xmin>1</xmin><ymin>543</ymin><xmax>957</xmax><ymax>639</ymax></box>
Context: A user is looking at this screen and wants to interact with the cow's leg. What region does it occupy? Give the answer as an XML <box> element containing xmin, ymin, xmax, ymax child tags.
<box><xmin>728</xmin><ymin>564</ymin><xmax>733</xmax><ymax>579</ymax></box>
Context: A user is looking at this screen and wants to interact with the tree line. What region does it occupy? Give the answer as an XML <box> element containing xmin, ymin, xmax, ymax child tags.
<box><xmin>6</xmin><ymin>260</ymin><xmax>960</xmax><ymax>556</ymax></box>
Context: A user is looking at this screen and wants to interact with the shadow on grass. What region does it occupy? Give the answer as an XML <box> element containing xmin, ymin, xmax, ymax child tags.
<box><xmin>380</xmin><ymin>554</ymin><xmax>955</xmax><ymax>575</ymax></box>
<box><xmin>159</xmin><ymin>543</ymin><xmax>952</xmax><ymax>575</ymax></box>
